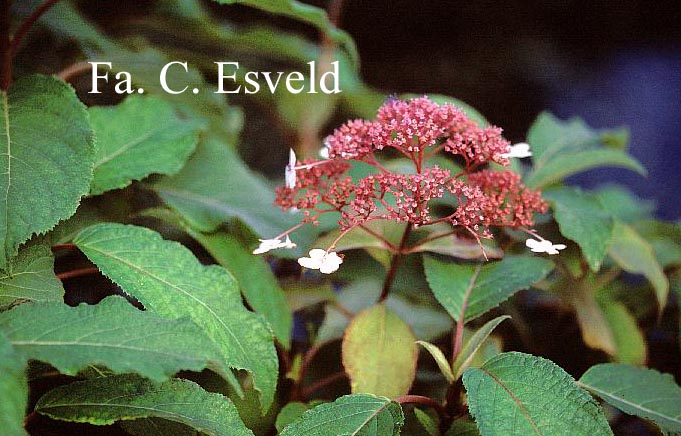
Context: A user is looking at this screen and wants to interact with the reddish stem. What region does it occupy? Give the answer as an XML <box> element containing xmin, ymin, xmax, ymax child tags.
<box><xmin>0</xmin><ymin>0</ymin><xmax>11</xmax><ymax>90</ymax></box>
<box><xmin>56</xmin><ymin>266</ymin><xmax>99</xmax><ymax>281</ymax></box>
<box><xmin>9</xmin><ymin>0</ymin><xmax>62</xmax><ymax>56</ymax></box>
<box><xmin>378</xmin><ymin>223</ymin><xmax>412</xmax><ymax>303</ymax></box>
<box><xmin>51</xmin><ymin>243</ymin><xmax>78</xmax><ymax>251</ymax></box>
<box><xmin>300</xmin><ymin>371</ymin><xmax>347</xmax><ymax>399</ymax></box>
<box><xmin>395</xmin><ymin>395</ymin><xmax>448</xmax><ymax>420</ymax></box>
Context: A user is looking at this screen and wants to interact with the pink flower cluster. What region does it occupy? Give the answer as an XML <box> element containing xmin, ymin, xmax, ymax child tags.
<box><xmin>275</xmin><ymin>96</ymin><xmax>547</xmax><ymax>248</ymax></box>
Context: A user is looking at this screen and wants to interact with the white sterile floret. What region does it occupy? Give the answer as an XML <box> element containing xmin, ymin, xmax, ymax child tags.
<box><xmin>285</xmin><ymin>148</ymin><xmax>297</xmax><ymax>189</ymax></box>
<box><xmin>252</xmin><ymin>236</ymin><xmax>296</xmax><ymax>255</ymax></box>
<box><xmin>320</xmin><ymin>140</ymin><xmax>330</xmax><ymax>159</ymax></box>
<box><xmin>502</xmin><ymin>142</ymin><xmax>533</xmax><ymax>159</ymax></box>
<box><xmin>298</xmin><ymin>249</ymin><xmax>343</xmax><ymax>274</ymax></box>
<box><xmin>525</xmin><ymin>238</ymin><xmax>566</xmax><ymax>255</ymax></box>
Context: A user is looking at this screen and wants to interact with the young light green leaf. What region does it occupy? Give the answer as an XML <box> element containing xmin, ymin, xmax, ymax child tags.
<box><xmin>567</xmin><ymin>282</ymin><xmax>617</xmax><ymax>356</ymax></box>
<box><xmin>597</xmin><ymin>296</ymin><xmax>647</xmax><ymax>365</ymax></box>
<box><xmin>153</xmin><ymin>139</ymin><xmax>313</xmax><ymax>256</ymax></box>
<box><xmin>0</xmin><ymin>74</ymin><xmax>94</xmax><ymax>269</ymax></box>
<box><xmin>452</xmin><ymin>315</ymin><xmax>510</xmax><ymax>380</ymax></box>
<box><xmin>0</xmin><ymin>239</ymin><xmax>63</xmax><ymax>306</ymax></box>
<box><xmin>608</xmin><ymin>221</ymin><xmax>668</xmax><ymax>310</ymax></box>
<box><xmin>73</xmin><ymin>223</ymin><xmax>277</xmax><ymax>411</ymax></box>
<box><xmin>211</xmin><ymin>0</ymin><xmax>358</xmax><ymax>67</ymax></box>
<box><xmin>544</xmin><ymin>187</ymin><xmax>614</xmax><ymax>271</ymax></box>
<box><xmin>342</xmin><ymin>304</ymin><xmax>418</xmax><ymax>398</ymax></box>
<box><xmin>579</xmin><ymin>364</ymin><xmax>681</xmax><ymax>432</ymax></box>
<box><xmin>280</xmin><ymin>394</ymin><xmax>404</xmax><ymax>436</ymax></box>
<box><xmin>424</xmin><ymin>255</ymin><xmax>553</xmax><ymax>323</ymax></box>
<box><xmin>89</xmin><ymin>95</ymin><xmax>200</xmax><ymax>195</ymax></box>
<box><xmin>0</xmin><ymin>297</ymin><xmax>220</xmax><ymax>381</ymax></box>
<box><xmin>463</xmin><ymin>352</ymin><xmax>613</xmax><ymax>436</ymax></box>
<box><xmin>0</xmin><ymin>334</ymin><xmax>28</xmax><ymax>436</ymax></box>
<box><xmin>275</xmin><ymin>402</ymin><xmax>310</xmax><ymax>433</ymax></box>
<box><xmin>416</xmin><ymin>340</ymin><xmax>455</xmax><ymax>384</ymax></box>
<box><xmin>35</xmin><ymin>374</ymin><xmax>253</xmax><ymax>436</ymax></box>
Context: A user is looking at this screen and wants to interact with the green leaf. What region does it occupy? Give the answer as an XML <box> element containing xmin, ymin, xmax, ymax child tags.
<box><xmin>144</xmin><ymin>207</ymin><xmax>293</xmax><ymax>349</ymax></box>
<box><xmin>416</xmin><ymin>340</ymin><xmax>455</xmax><ymax>384</ymax></box>
<box><xmin>35</xmin><ymin>374</ymin><xmax>253</xmax><ymax>436</ymax></box>
<box><xmin>120</xmin><ymin>418</ymin><xmax>197</xmax><ymax>436</ymax></box>
<box><xmin>579</xmin><ymin>363</ymin><xmax>681</xmax><ymax>432</ymax></box>
<box><xmin>0</xmin><ymin>333</ymin><xmax>28</xmax><ymax>436</ymax></box>
<box><xmin>342</xmin><ymin>304</ymin><xmax>418</xmax><ymax>398</ymax></box>
<box><xmin>280</xmin><ymin>394</ymin><xmax>405</xmax><ymax>436</ymax></box>
<box><xmin>544</xmin><ymin>187</ymin><xmax>614</xmax><ymax>271</ymax></box>
<box><xmin>525</xmin><ymin>113</ymin><xmax>644</xmax><ymax>189</ymax></box>
<box><xmin>463</xmin><ymin>352</ymin><xmax>613</xmax><ymax>436</ymax></box>
<box><xmin>0</xmin><ymin>239</ymin><xmax>63</xmax><ymax>306</ymax></box>
<box><xmin>184</xmin><ymin>231</ymin><xmax>292</xmax><ymax>349</ymax></box>
<box><xmin>211</xmin><ymin>0</ymin><xmax>358</xmax><ymax>67</ymax></box>
<box><xmin>565</xmin><ymin>281</ymin><xmax>617</xmax><ymax>356</ymax></box>
<box><xmin>0</xmin><ymin>296</ymin><xmax>220</xmax><ymax>381</ymax></box>
<box><xmin>597</xmin><ymin>295</ymin><xmax>647</xmax><ymax>365</ymax></box>
<box><xmin>452</xmin><ymin>315</ymin><xmax>510</xmax><ymax>380</ymax></box>
<box><xmin>0</xmin><ymin>75</ymin><xmax>94</xmax><ymax>269</ymax></box>
<box><xmin>89</xmin><ymin>96</ymin><xmax>200</xmax><ymax>195</ymax></box>
<box><xmin>408</xmin><ymin>235</ymin><xmax>503</xmax><ymax>261</ymax></box>
<box><xmin>275</xmin><ymin>402</ymin><xmax>310</xmax><ymax>433</ymax></box>
<box><xmin>445</xmin><ymin>418</ymin><xmax>480</xmax><ymax>436</ymax></box>
<box><xmin>73</xmin><ymin>223</ymin><xmax>277</xmax><ymax>411</ymax></box>
<box><xmin>594</xmin><ymin>185</ymin><xmax>655</xmax><ymax>223</ymax></box>
<box><xmin>152</xmin><ymin>139</ymin><xmax>311</xmax><ymax>255</ymax></box>
<box><xmin>608</xmin><ymin>221</ymin><xmax>668</xmax><ymax>310</ymax></box>
<box><xmin>414</xmin><ymin>408</ymin><xmax>440</xmax><ymax>436</ymax></box>
<box><xmin>424</xmin><ymin>255</ymin><xmax>553</xmax><ymax>323</ymax></box>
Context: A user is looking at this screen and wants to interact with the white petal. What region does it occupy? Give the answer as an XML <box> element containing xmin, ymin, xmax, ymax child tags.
<box><xmin>319</xmin><ymin>146</ymin><xmax>330</xmax><ymax>159</ymax></box>
<box><xmin>285</xmin><ymin>149</ymin><xmax>297</xmax><ymax>189</ymax></box>
<box><xmin>319</xmin><ymin>262</ymin><xmax>341</xmax><ymax>274</ymax></box>
<box><xmin>252</xmin><ymin>247</ymin><xmax>270</xmax><ymax>255</ymax></box>
<box><xmin>525</xmin><ymin>238</ymin><xmax>542</xmax><ymax>249</ymax></box>
<box><xmin>298</xmin><ymin>256</ymin><xmax>322</xmax><ymax>269</ymax></box>
<box><xmin>553</xmin><ymin>244</ymin><xmax>567</xmax><ymax>250</ymax></box>
<box><xmin>289</xmin><ymin>148</ymin><xmax>297</xmax><ymax>167</ymax></box>
<box><xmin>308</xmin><ymin>249</ymin><xmax>327</xmax><ymax>260</ymax></box>
<box><xmin>281</xmin><ymin>235</ymin><xmax>297</xmax><ymax>249</ymax></box>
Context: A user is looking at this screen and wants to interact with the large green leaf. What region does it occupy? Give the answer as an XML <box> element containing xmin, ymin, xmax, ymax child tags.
<box><xmin>35</xmin><ymin>374</ymin><xmax>252</xmax><ymax>436</ymax></box>
<box><xmin>463</xmin><ymin>352</ymin><xmax>612</xmax><ymax>436</ymax></box>
<box><xmin>0</xmin><ymin>297</ymin><xmax>220</xmax><ymax>381</ymax></box>
<box><xmin>597</xmin><ymin>292</ymin><xmax>646</xmax><ymax>365</ymax></box>
<box><xmin>0</xmin><ymin>75</ymin><xmax>94</xmax><ymax>269</ymax></box>
<box><xmin>0</xmin><ymin>333</ymin><xmax>28</xmax><ymax>436</ymax></box>
<box><xmin>152</xmin><ymin>139</ymin><xmax>311</xmax><ymax>255</ymax></box>
<box><xmin>73</xmin><ymin>223</ymin><xmax>277</xmax><ymax>411</ymax></box>
<box><xmin>211</xmin><ymin>0</ymin><xmax>358</xmax><ymax>66</ymax></box>
<box><xmin>423</xmin><ymin>255</ymin><xmax>553</xmax><ymax>323</ymax></box>
<box><xmin>0</xmin><ymin>239</ymin><xmax>63</xmax><ymax>306</ymax></box>
<box><xmin>342</xmin><ymin>304</ymin><xmax>418</xmax><ymax>398</ymax></box>
<box><xmin>525</xmin><ymin>113</ymin><xmax>644</xmax><ymax>189</ymax></box>
<box><xmin>544</xmin><ymin>187</ymin><xmax>613</xmax><ymax>271</ymax></box>
<box><xmin>89</xmin><ymin>96</ymin><xmax>200</xmax><ymax>195</ymax></box>
<box><xmin>183</xmin><ymin>230</ymin><xmax>292</xmax><ymax>350</ymax></box>
<box><xmin>607</xmin><ymin>221</ymin><xmax>668</xmax><ymax>310</ymax></box>
<box><xmin>280</xmin><ymin>394</ymin><xmax>405</xmax><ymax>436</ymax></box>
<box><xmin>579</xmin><ymin>364</ymin><xmax>681</xmax><ymax>432</ymax></box>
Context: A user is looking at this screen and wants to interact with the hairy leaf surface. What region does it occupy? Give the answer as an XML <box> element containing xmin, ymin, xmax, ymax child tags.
<box><xmin>73</xmin><ymin>223</ymin><xmax>277</xmax><ymax>411</ymax></box>
<box><xmin>0</xmin><ymin>239</ymin><xmax>63</xmax><ymax>306</ymax></box>
<box><xmin>0</xmin><ymin>334</ymin><xmax>27</xmax><ymax>436</ymax></box>
<box><xmin>0</xmin><ymin>75</ymin><xmax>94</xmax><ymax>269</ymax></box>
<box><xmin>35</xmin><ymin>374</ymin><xmax>253</xmax><ymax>436</ymax></box>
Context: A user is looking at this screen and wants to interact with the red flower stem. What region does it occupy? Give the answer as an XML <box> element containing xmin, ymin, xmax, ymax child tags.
<box><xmin>56</xmin><ymin>266</ymin><xmax>99</xmax><ymax>281</ymax></box>
<box><xmin>395</xmin><ymin>395</ymin><xmax>448</xmax><ymax>420</ymax></box>
<box><xmin>357</xmin><ymin>223</ymin><xmax>398</xmax><ymax>251</ymax></box>
<box><xmin>0</xmin><ymin>0</ymin><xmax>11</xmax><ymax>90</ymax></box>
<box><xmin>452</xmin><ymin>264</ymin><xmax>482</xmax><ymax>362</ymax></box>
<box><xmin>9</xmin><ymin>0</ymin><xmax>62</xmax><ymax>56</ymax></box>
<box><xmin>299</xmin><ymin>371</ymin><xmax>347</xmax><ymax>399</ymax></box>
<box><xmin>403</xmin><ymin>230</ymin><xmax>458</xmax><ymax>253</ymax></box>
<box><xmin>291</xmin><ymin>338</ymin><xmax>339</xmax><ymax>401</ymax></box>
<box><xmin>57</xmin><ymin>61</ymin><xmax>93</xmax><ymax>82</ymax></box>
<box><xmin>378</xmin><ymin>223</ymin><xmax>412</xmax><ymax>303</ymax></box>
<box><xmin>51</xmin><ymin>243</ymin><xmax>78</xmax><ymax>251</ymax></box>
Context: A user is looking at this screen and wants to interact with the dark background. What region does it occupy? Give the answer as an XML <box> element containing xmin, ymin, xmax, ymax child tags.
<box><xmin>326</xmin><ymin>0</ymin><xmax>681</xmax><ymax>220</ymax></box>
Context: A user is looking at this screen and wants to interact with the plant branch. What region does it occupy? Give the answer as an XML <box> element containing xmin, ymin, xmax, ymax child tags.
<box><xmin>57</xmin><ymin>61</ymin><xmax>92</xmax><ymax>81</ymax></box>
<box><xmin>0</xmin><ymin>0</ymin><xmax>11</xmax><ymax>90</ymax></box>
<box><xmin>300</xmin><ymin>371</ymin><xmax>347</xmax><ymax>399</ymax></box>
<box><xmin>378</xmin><ymin>223</ymin><xmax>412</xmax><ymax>303</ymax></box>
<box><xmin>56</xmin><ymin>266</ymin><xmax>100</xmax><ymax>281</ymax></box>
<box><xmin>51</xmin><ymin>243</ymin><xmax>78</xmax><ymax>251</ymax></box>
<box><xmin>9</xmin><ymin>0</ymin><xmax>62</xmax><ymax>56</ymax></box>
<box><xmin>452</xmin><ymin>264</ymin><xmax>482</xmax><ymax>362</ymax></box>
<box><xmin>395</xmin><ymin>395</ymin><xmax>448</xmax><ymax>420</ymax></box>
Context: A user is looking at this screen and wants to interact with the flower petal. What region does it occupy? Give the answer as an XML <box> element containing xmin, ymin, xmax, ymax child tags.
<box><xmin>298</xmin><ymin>257</ymin><xmax>322</xmax><ymax>269</ymax></box>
